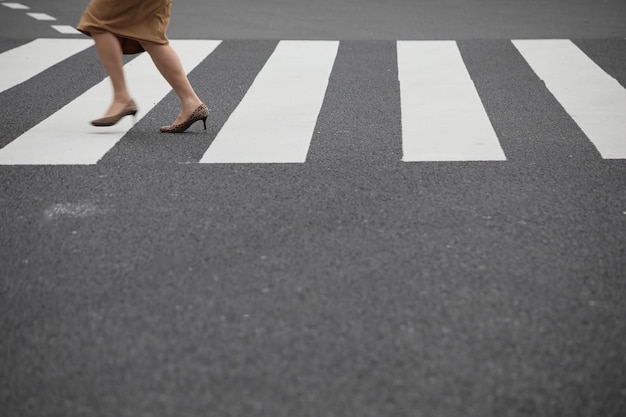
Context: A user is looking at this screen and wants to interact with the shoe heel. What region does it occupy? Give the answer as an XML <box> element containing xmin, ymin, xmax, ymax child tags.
<box><xmin>202</xmin><ymin>117</ymin><xmax>207</xmax><ymax>130</ymax></box>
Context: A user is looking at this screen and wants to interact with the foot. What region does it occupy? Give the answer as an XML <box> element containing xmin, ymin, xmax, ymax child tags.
<box><xmin>160</xmin><ymin>103</ymin><xmax>209</xmax><ymax>133</ymax></box>
<box><xmin>100</xmin><ymin>97</ymin><xmax>134</xmax><ymax>119</ymax></box>
<box><xmin>91</xmin><ymin>99</ymin><xmax>138</xmax><ymax>127</ymax></box>
<box><xmin>170</xmin><ymin>100</ymin><xmax>204</xmax><ymax>126</ymax></box>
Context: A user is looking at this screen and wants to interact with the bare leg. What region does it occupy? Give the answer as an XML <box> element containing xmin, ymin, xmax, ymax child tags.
<box><xmin>92</xmin><ymin>31</ymin><xmax>133</xmax><ymax>118</ymax></box>
<box><xmin>139</xmin><ymin>40</ymin><xmax>203</xmax><ymax>125</ymax></box>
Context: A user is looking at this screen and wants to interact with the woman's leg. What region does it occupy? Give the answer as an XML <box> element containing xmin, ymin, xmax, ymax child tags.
<box><xmin>92</xmin><ymin>31</ymin><xmax>133</xmax><ymax>117</ymax></box>
<box><xmin>139</xmin><ymin>40</ymin><xmax>203</xmax><ymax>125</ymax></box>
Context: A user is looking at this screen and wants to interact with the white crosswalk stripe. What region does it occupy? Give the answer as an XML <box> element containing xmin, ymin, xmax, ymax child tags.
<box><xmin>201</xmin><ymin>40</ymin><xmax>339</xmax><ymax>163</ymax></box>
<box><xmin>398</xmin><ymin>41</ymin><xmax>506</xmax><ymax>161</ymax></box>
<box><xmin>0</xmin><ymin>38</ymin><xmax>92</xmax><ymax>94</ymax></box>
<box><xmin>513</xmin><ymin>39</ymin><xmax>626</xmax><ymax>160</ymax></box>
<box><xmin>0</xmin><ymin>38</ymin><xmax>624</xmax><ymax>165</ymax></box>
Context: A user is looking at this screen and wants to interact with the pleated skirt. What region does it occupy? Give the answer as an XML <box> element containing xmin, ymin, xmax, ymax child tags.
<box><xmin>77</xmin><ymin>0</ymin><xmax>173</xmax><ymax>54</ymax></box>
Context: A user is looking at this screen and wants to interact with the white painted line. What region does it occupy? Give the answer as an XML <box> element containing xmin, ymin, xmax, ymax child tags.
<box><xmin>201</xmin><ymin>40</ymin><xmax>339</xmax><ymax>163</ymax></box>
<box><xmin>0</xmin><ymin>40</ymin><xmax>222</xmax><ymax>165</ymax></box>
<box><xmin>51</xmin><ymin>25</ymin><xmax>81</xmax><ymax>34</ymax></box>
<box><xmin>397</xmin><ymin>41</ymin><xmax>506</xmax><ymax>161</ymax></box>
<box><xmin>27</xmin><ymin>12</ymin><xmax>56</xmax><ymax>21</ymax></box>
<box><xmin>514</xmin><ymin>39</ymin><xmax>626</xmax><ymax>159</ymax></box>
<box><xmin>0</xmin><ymin>38</ymin><xmax>93</xmax><ymax>94</ymax></box>
<box><xmin>1</xmin><ymin>3</ymin><xmax>29</xmax><ymax>9</ymax></box>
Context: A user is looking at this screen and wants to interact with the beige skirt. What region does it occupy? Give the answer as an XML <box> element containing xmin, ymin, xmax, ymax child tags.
<box><xmin>77</xmin><ymin>0</ymin><xmax>173</xmax><ymax>54</ymax></box>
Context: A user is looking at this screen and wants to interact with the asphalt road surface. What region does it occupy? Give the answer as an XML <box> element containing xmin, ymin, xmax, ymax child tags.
<box><xmin>1</xmin><ymin>1</ymin><xmax>625</xmax><ymax>416</ymax></box>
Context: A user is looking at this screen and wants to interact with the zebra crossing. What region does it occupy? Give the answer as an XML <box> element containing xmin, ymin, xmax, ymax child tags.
<box><xmin>0</xmin><ymin>38</ymin><xmax>625</xmax><ymax>165</ymax></box>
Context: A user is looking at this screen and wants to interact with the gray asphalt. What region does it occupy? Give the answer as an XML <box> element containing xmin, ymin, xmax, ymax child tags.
<box><xmin>2</xmin><ymin>0</ymin><xmax>626</xmax><ymax>39</ymax></box>
<box><xmin>1</xmin><ymin>1</ymin><xmax>626</xmax><ymax>416</ymax></box>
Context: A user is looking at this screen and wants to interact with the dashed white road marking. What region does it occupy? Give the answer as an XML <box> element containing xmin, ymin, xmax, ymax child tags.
<box><xmin>27</xmin><ymin>12</ymin><xmax>56</xmax><ymax>21</ymax></box>
<box><xmin>1</xmin><ymin>2</ymin><xmax>30</xmax><ymax>10</ymax></box>
<box><xmin>51</xmin><ymin>25</ymin><xmax>81</xmax><ymax>35</ymax></box>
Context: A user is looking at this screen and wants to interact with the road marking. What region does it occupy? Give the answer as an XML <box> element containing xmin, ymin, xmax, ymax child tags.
<box><xmin>397</xmin><ymin>41</ymin><xmax>506</xmax><ymax>161</ymax></box>
<box><xmin>0</xmin><ymin>40</ymin><xmax>221</xmax><ymax>165</ymax></box>
<box><xmin>51</xmin><ymin>25</ymin><xmax>81</xmax><ymax>35</ymax></box>
<box><xmin>27</xmin><ymin>12</ymin><xmax>56</xmax><ymax>21</ymax></box>
<box><xmin>1</xmin><ymin>38</ymin><xmax>624</xmax><ymax>165</ymax></box>
<box><xmin>514</xmin><ymin>39</ymin><xmax>626</xmax><ymax>159</ymax></box>
<box><xmin>200</xmin><ymin>40</ymin><xmax>339</xmax><ymax>163</ymax></box>
<box><xmin>1</xmin><ymin>2</ymin><xmax>29</xmax><ymax>9</ymax></box>
<box><xmin>0</xmin><ymin>38</ymin><xmax>93</xmax><ymax>93</ymax></box>
<box><xmin>4</xmin><ymin>2</ymin><xmax>81</xmax><ymax>36</ymax></box>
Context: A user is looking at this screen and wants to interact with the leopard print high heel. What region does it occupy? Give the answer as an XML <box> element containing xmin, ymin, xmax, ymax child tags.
<box><xmin>91</xmin><ymin>99</ymin><xmax>138</xmax><ymax>127</ymax></box>
<box><xmin>160</xmin><ymin>103</ymin><xmax>209</xmax><ymax>133</ymax></box>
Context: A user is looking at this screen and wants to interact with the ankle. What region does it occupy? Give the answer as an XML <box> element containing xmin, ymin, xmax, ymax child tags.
<box><xmin>113</xmin><ymin>96</ymin><xmax>132</xmax><ymax>105</ymax></box>
<box><xmin>182</xmin><ymin>97</ymin><xmax>202</xmax><ymax>110</ymax></box>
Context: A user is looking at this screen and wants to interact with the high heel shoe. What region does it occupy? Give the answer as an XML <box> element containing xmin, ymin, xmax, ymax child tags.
<box><xmin>91</xmin><ymin>100</ymin><xmax>138</xmax><ymax>127</ymax></box>
<box><xmin>160</xmin><ymin>103</ymin><xmax>209</xmax><ymax>133</ymax></box>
